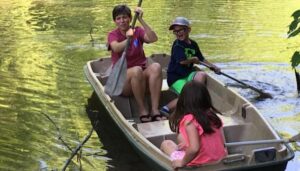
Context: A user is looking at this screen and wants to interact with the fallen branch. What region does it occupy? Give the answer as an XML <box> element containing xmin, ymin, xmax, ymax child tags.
<box><xmin>62</xmin><ymin>126</ymin><xmax>94</xmax><ymax>171</ymax></box>
<box><xmin>42</xmin><ymin>112</ymin><xmax>73</xmax><ymax>152</ymax></box>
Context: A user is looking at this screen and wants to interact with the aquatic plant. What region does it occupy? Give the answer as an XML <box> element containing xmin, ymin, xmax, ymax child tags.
<box><xmin>287</xmin><ymin>9</ymin><xmax>300</xmax><ymax>95</ymax></box>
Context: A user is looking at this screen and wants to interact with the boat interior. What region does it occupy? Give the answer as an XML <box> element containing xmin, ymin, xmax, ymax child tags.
<box><xmin>88</xmin><ymin>54</ymin><xmax>292</xmax><ymax>168</ymax></box>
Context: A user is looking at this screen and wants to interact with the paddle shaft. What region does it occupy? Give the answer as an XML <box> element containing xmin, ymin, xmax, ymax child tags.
<box><xmin>199</xmin><ymin>61</ymin><xmax>272</xmax><ymax>98</ymax></box>
<box><xmin>221</xmin><ymin>72</ymin><xmax>265</xmax><ymax>93</ymax></box>
<box><xmin>122</xmin><ymin>0</ymin><xmax>143</xmax><ymax>58</ymax></box>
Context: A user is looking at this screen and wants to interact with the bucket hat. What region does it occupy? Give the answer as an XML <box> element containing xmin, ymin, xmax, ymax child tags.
<box><xmin>169</xmin><ymin>17</ymin><xmax>190</xmax><ymax>30</ymax></box>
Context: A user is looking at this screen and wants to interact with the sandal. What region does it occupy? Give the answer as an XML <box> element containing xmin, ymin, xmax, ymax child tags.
<box><xmin>152</xmin><ymin>114</ymin><xmax>167</xmax><ymax>122</ymax></box>
<box><xmin>139</xmin><ymin>114</ymin><xmax>152</xmax><ymax>123</ymax></box>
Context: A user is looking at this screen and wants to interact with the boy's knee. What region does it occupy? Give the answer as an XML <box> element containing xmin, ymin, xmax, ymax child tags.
<box><xmin>200</xmin><ymin>71</ymin><xmax>207</xmax><ymax>77</ymax></box>
<box><xmin>195</xmin><ymin>72</ymin><xmax>207</xmax><ymax>82</ymax></box>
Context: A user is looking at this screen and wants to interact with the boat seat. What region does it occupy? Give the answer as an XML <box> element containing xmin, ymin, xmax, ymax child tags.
<box><xmin>136</xmin><ymin>120</ymin><xmax>173</xmax><ymax>138</ymax></box>
<box><xmin>136</xmin><ymin>120</ymin><xmax>176</xmax><ymax>148</ymax></box>
<box><xmin>223</xmin><ymin>123</ymin><xmax>256</xmax><ymax>152</ymax></box>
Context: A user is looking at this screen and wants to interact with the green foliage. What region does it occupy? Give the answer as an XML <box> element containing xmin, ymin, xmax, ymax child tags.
<box><xmin>287</xmin><ymin>19</ymin><xmax>300</xmax><ymax>38</ymax></box>
<box><xmin>288</xmin><ymin>9</ymin><xmax>300</xmax><ymax>68</ymax></box>
<box><xmin>292</xmin><ymin>9</ymin><xmax>300</xmax><ymax>18</ymax></box>
<box><xmin>288</xmin><ymin>10</ymin><xmax>300</xmax><ymax>37</ymax></box>
<box><xmin>290</xmin><ymin>51</ymin><xmax>300</xmax><ymax>69</ymax></box>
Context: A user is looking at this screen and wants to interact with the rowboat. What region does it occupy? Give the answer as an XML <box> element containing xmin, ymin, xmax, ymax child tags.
<box><xmin>84</xmin><ymin>53</ymin><xmax>294</xmax><ymax>171</ymax></box>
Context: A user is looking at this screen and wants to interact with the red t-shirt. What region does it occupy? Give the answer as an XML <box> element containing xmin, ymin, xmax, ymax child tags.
<box><xmin>107</xmin><ymin>27</ymin><xmax>147</xmax><ymax>69</ymax></box>
<box><xmin>179</xmin><ymin>114</ymin><xmax>227</xmax><ymax>166</ymax></box>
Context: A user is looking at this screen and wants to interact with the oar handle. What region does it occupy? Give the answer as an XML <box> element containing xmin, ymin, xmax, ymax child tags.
<box><xmin>199</xmin><ymin>61</ymin><xmax>214</xmax><ymax>71</ymax></box>
<box><xmin>219</xmin><ymin>71</ymin><xmax>268</xmax><ymax>95</ymax></box>
<box><xmin>123</xmin><ymin>0</ymin><xmax>143</xmax><ymax>55</ymax></box>
<box><xmin>199</xmin><ymin>61</ymin><xmax>272</xmax><ymax>98</ymax></box>
<box><xmin>220</xmin><ymin>72</ymin><xmax>251</xmax><ymax>88</ymax></box>
<box><xmin>131</xmin><ymin>0</ymin><xmax>143</xmax><ymax>29</ymax></box>
<box><xmin>199</xmin><ymin>61</ymin><xmax>249</xmax><ymax>87</ymax></box>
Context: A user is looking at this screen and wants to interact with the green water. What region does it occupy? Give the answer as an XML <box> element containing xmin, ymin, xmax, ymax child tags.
<box><xmin>0</xmin><ymin>0</ymin><xmax>299</xmax><ymax>170</ymax></box>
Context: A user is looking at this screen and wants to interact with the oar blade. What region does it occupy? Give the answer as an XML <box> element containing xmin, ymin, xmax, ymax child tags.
<box><xmin>104</xmin><ymin>56</ymin><xmax>127</xmax><ymax>96</ymax></box>
<box><xmin>258</xmin><ymin>92</ymin><xmax>273</xmax><ymax>99</ymax></box>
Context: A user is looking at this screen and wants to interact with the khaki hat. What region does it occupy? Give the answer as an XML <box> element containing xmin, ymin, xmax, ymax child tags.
<box><xmin>169</xmin><ymin>17</ymin><xmax>190</xmax><ymax>30</ymax></box>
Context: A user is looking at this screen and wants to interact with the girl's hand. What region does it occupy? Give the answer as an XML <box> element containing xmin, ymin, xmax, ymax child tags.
<box><xmin>177</xmin><ymin>142</ymin><xmax>186</xmax><ymax>150</ymax></box>
<box><xmin>172</xmin><ymin>159</ymin><xmax>184</xmax><ymax>169</ymax></box>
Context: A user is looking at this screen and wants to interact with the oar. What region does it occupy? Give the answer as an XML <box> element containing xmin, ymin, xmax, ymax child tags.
<box><xmin>105</xmin><ymin>0</ymin><xmax>143</xmax><ymax>96</ymax></box>
<box><xmin>199</xmin><ymin>61</ymin><xmax>273</xmax><ymax>99</ymax></box>
<box><xmin>225</xmin><ymin>133</ymin><xmax>300</xmax><ymax>147</ymax></box>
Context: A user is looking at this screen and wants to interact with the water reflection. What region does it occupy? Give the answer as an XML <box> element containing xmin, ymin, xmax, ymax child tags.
<box><xmin>86</xmin><ymin>92</ymin><xmax>152</xmax><ymax>171</ymax></box>
<box><xmin>0</xmin><ymin>0</ymin><xmax>299</xmax><ymax>170</ymax></box>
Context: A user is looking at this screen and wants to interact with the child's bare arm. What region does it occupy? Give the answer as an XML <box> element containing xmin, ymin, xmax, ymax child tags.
<box><xmin>179</xmin><ymin>57</ymin><xmax>199</xmax><ymax>65</ymax></box>
<box><xmin>172</xmin><ymin>121</ymin><xmax>200</xmax><ymax>168</ymax></box>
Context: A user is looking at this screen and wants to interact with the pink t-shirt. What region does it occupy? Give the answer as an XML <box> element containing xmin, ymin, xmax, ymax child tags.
<box><xmin>179</xmin><ymin>114</ymin><xmax>227</xmax><ymax>166</ymax></box>
<box><xmin>107</xmin><ymin>27</ymin><xmax>147</xmax><ymax>69</ymax></box>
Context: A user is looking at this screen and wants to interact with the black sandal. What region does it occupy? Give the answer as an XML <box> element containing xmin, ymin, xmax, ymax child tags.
<box><xmin>152</xmin><ymin>114</ymin><xmax>167</xmax><ymax>122</ymax></box>
<box><xmin>139</xmin><ymin>114</ymin><xmax>152</xmax><ymax>123</ymax></box>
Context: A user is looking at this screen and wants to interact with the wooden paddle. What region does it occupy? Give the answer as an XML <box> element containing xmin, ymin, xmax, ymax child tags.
<box><xmin>199</xmin><ymin>61</ymin><xmax>273</xmax><ymax>99</ymax></box>
<box><xmin>105</xmin><ymin>0</ymin><xmax>143</xmax><ymax>96</ymax></box>
<box><xmin>225</xmin><ymin>133</ymin><xmax>300</xmax><ymax>147</ymax></box>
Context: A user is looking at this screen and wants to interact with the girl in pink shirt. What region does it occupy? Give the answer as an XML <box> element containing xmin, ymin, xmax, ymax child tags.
<box><xmin>160</xmin><ymin>81</ymin><xmax>227</xmax><ymax>169</ymax></box>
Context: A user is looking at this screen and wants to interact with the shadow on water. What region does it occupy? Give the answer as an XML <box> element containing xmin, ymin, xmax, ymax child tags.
<box><xmin>85</xmin><ymin>92</ymin><xmax>152</xmax><ymax>171</ymax></box>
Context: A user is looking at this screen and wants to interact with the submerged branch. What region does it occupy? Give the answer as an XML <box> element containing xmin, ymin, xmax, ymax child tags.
<box><xmin>62</xmin><ymin>126</ymin><xmax>94</xmax><ymax>171</ymax></box>
<box><xmin>42</xmin><ymin>112</ymin><xmax>98</xmax><ymax>170</ymax></box>
<box><xmin>42</xmin><ymin>112</ymin><xmax>73</xmax><ymax>152</ymax></box>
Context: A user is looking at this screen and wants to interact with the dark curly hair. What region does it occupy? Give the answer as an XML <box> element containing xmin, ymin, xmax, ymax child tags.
<box><xmin>112</xmin><ymin>5</ymin><xmax>132</xmax><ymax>21</ymax></box>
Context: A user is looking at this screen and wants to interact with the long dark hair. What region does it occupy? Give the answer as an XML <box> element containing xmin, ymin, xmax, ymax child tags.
<box><xmin>169</xmin><ymin>81</ymin><xmax>222</xmax><ymax>134</ymax></box>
